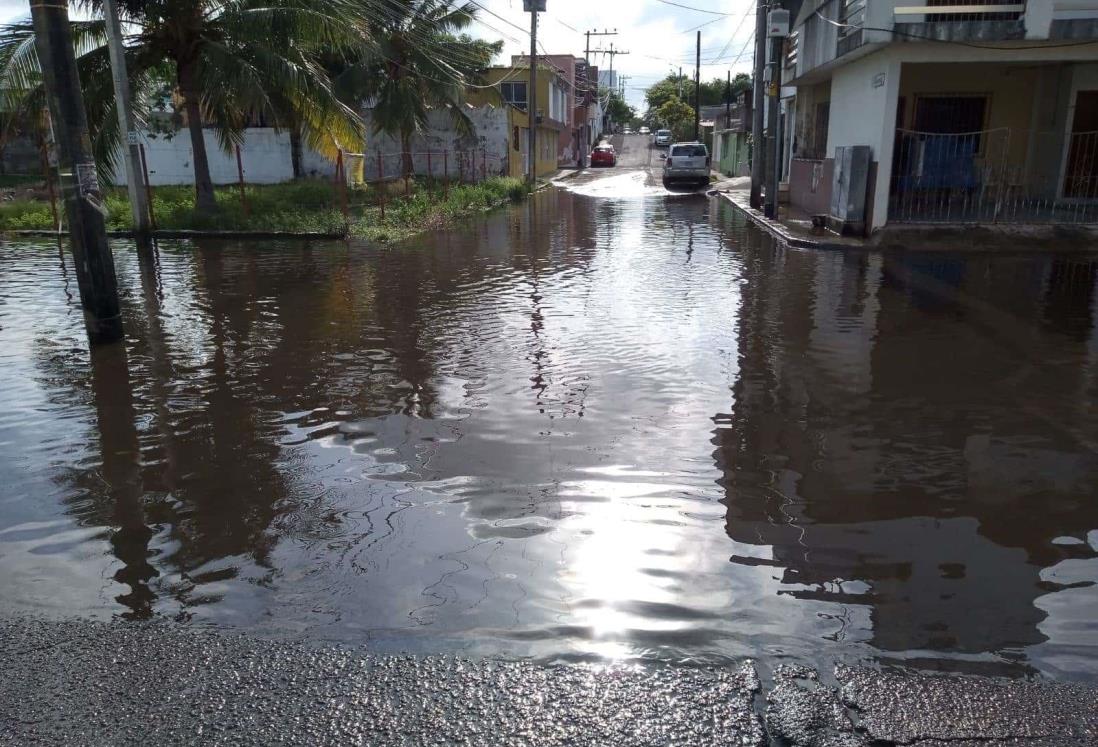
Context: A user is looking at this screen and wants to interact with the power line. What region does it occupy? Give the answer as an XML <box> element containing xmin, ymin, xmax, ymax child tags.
<box><xmin>651</xmin><ymin>0</ymin><xmax>733</xmax><ymax>16</ymax></box>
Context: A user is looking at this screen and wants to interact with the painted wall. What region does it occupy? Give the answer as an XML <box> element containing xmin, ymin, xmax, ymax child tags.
<box><xmin>112</xmin><ymin>105</ymin><xmax>513</xmax><ymax>187</ymax></box>
<box><xmin>826</xmin><ymin>52</ymin><xmax>902</xmax><ymax>231</ymax></box>
<box><xmin>115</xmin><ymin>128</ymin><xmax>296</xmax><ymax>186</ymax></box>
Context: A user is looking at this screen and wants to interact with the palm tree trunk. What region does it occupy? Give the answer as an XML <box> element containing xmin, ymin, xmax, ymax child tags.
<box><xmin>177</xmin><ymin>60</ymin><xmax>217</xmax><ymax>213</ymax></box>
<box><xmin>290</xmin><ymin>126</ymin><xmax>304</xmax><ymax>179</ymax></box>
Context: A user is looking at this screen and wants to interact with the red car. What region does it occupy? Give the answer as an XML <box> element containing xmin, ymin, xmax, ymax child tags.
<box><xmin>590</xmin><ymin>145</ymin><xmax>616</xmax><ymax>167</ymax></box>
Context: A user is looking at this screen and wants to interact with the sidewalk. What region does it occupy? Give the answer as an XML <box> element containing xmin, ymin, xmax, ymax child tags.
<box><xmin>710</xmin><ymin>174</ymin><xmax>1098</xmax><ymax>253</ymax></box>
<box><xmin>709</xmin><ymin>175</ymin><xmax>866</xmax><ymax>251</ymax></box>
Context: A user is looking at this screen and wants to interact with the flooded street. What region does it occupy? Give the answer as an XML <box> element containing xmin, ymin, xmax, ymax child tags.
<box><xmin>3</xmin><ymin>142</ymin><xmax>1098</xmax><ymax>682</ymax></box>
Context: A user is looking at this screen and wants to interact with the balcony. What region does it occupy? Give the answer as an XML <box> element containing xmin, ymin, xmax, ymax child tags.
<box><xmin>893</xmin><ymin>3</ymin><xmax>1026</xmax><ymax>42</ymax></box>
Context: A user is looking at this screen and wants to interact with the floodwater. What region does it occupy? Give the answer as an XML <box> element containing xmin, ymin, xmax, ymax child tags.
<box><xmin>2</xmin><ymin>180</ymin><xmax>1098</xmax><ymax>680</ymax></box>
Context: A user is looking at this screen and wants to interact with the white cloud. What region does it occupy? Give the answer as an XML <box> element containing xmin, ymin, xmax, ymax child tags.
<box><xmin>470</xmin><ymin>0</ymin><xmax>757</xmax><ymax>111</ymax></box>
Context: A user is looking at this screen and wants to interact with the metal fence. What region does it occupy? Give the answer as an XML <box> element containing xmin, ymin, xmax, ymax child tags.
<box><xmin>889</xmin><ymin>128</ymin><xmax>1098</xmax><ymax>225</ymax></box>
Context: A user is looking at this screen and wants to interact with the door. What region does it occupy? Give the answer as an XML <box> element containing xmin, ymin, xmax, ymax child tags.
<box><xmin>1063</xmin><ymin>90</ymin><xmax>1098</xmax><ymax>199</ymax></box>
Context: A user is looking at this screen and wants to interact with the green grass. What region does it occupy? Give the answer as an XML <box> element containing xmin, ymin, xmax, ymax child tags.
<box><xmin>0</xmin><ymin>176</ymin><xmax>533</xmax><ymax>240</ymax></box>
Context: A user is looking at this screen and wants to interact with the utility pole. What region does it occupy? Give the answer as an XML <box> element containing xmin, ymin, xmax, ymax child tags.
<box><xmin>726</xmin><ymin>70</ymin><xmax>732</xmax><ymax>130</ymax></box>
<box><xmin>525</xmin><ymin>0</ymin><xmax>543</xmax><ymax>185</ymax></box>
<box><xmin>694</xmin><ymin>31</ymin><xmax>701</xmax><ymax>141</ymax></box>
<box><xmin>102</xmin><ymin>0</ymin><xmax>149</xmax><ymax>236</ymax></box>
<box><xmin>750</xmin><ymin>0</ymin><xmax>767</xmax><ymax>209</ymax></box>
<box><xmin>678</xmin><ymin>67</ymin><xmax>683</xmax><ymax>97</ymax></box>
<box><xmin>605</xmin><ymin>44</ymin><xmax>630</xmax><ymax>94</ymax></box>
<box><xmin>31</xmin><ymin>0</ymin><xmax>124</xmax><ymax>344</ymax></box>
<box><xmin>584</xmin><ymin>28</ymin><xmax>616</xmax><ymax>66</ymax></box>
<box><xmin>766</xmin><ymin>2</ymin><xmax>787</xmax><ymax>219</ymax></box>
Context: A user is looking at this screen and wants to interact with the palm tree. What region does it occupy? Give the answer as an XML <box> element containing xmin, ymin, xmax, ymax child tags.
<box><xmin>0</xmin><ymin>0</ymin><xmax>367</xmax><ymax>213</ymax></box>
<box><xmin>334</xmin><ymin>0</ymin><xmax>500</xmax><ymax>180</ymax></box>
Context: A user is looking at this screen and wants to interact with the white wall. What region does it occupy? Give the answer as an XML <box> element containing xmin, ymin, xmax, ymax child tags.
<box><xmin>113</xmin><ymin>105</ymin><xmax>513</xmax><ymax>186</ymax></box>
<box><xmin>116</xmin><ymin>128</ymin><xmax>298</xmax><ymax>186</ymax></box>
<box><xmin>826</xmin><ymin>52</ymin><xmax>901</xmax><ymax>231</ymax></box>
<box><xmin>360</xmin><ymin>105</ymin><xmax>512</xmax><ymax>179</ymax></box>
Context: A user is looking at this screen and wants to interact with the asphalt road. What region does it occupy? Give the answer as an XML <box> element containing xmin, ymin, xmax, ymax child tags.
<box><xmin>3</xmin><ymin>618</ymin><xmax>1096</xmax><ymax>746</ymax></box>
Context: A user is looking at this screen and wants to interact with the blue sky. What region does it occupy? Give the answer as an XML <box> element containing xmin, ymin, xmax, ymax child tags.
<box><xmin>0</xmin><ymin>0</ymin><xmax>757</xmax><ymax>112</ymax></box>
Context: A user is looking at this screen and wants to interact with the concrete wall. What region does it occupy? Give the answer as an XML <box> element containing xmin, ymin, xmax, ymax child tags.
<box><xmin>789</xmin><ymin>158</ymin><xmax>833</xmax><ymax>217</ymax></box>
<box><xmin>361</xmin><ymin>106</ymin><xmax>512</xmax><ymax>180</ymax></box>
<box><xmin>826</xmin><ymin>52</ymin><xmax>902</xmax><ymax>231</ymax></box>
<box><xmin>113</xmin><ymin>105</ymin><xmax>513</xmax><ymax>186</ymax></box>
<box><xmin>115</xmin><ymin>128</ymin><xmax>296</xmax><ymax>186</ymax></box>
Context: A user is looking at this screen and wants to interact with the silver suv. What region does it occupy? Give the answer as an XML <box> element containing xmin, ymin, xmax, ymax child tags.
<box><xmin>662</xmin><ymin>142</ymin><xmax>710</xmax><ymax>188</ymax></box>
<box><xmin>654</xmin><ymin>129</ymin><xmax>672</xmax><ymax>147</ymax></box>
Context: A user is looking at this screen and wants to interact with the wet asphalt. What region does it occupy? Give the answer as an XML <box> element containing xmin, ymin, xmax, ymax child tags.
<box><xmin>2</xmin><ymin>618</ymin><xmax>1096</xmax><ymax>746</ymax></box>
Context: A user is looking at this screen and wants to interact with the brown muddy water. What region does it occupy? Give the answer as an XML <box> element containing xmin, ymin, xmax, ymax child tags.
<box><xmin>1</xmin><ymin>184</ymin><xmax>1097</xmax><ymax>680</ymax></box>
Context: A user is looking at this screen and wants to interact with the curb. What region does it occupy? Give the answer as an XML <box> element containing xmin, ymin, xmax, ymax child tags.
<box><xmin>2</xmin><ymin>229</ymin><xmax>347</xmax><ymax>240</ymax></box>
<box><xmin>713</xmin><ymin>190</ymin><xmax>851</xmax><ymax>250</ymax></box>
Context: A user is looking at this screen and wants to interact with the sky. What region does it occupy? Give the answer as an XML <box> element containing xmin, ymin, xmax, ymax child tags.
<box><xmin>469</xmin><ymin>0</ymin><xmax>758</xmax><ymax>111</ymax></box>
<box><xmin>0</xmin><ymin>0</ymin><xmax>758</xmax><ymax>112</ymax></box>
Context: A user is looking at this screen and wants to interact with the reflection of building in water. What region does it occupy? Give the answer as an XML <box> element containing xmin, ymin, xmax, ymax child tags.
<box><xmin>717</xmin><ymin>238</ymin><xmax>1098</xmax><ymax>661</ymax></box>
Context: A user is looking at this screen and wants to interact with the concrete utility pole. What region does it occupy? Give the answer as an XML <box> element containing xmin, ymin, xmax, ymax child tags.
<box><xmin>678</xmin><ymin>67</ymin><xmax>683</xmax><ymax>97</ymax></box>
<box><xmin>102</xmin><ymin>0</ymin><xmax>149</xmax><ymax>236</ymax></box>
<box><xmin>750</xmin><ymin>0</ymin><xmax>767</xmax><ymax>209</ymax></box>
<box><xmin>726</xmin><ymin>70</ymin><xmax>732</xmax><ymax>130</ymax></box>
<box><xmin>766</xmin><ymin>2</ymin><xmax>785</xmax><ymax>219</ymax></box>
<box><xmin>526</xmin><ymin>0</ymin><xmax>543</xmax><ymax>185</ymax></box>
<box><xmin>693</xmin><ymin>31</ymin><xmax>701</xmax><ymax>141</ymax></box>
<box><xmin>585</xmin><ymin>29</ymin><xmax>616</xmax><ymax>66</ymax></box>
<box><xmin>31</xmin><ymin>0</ymin><xmax>124</xmax><ymax>344</ymax></box>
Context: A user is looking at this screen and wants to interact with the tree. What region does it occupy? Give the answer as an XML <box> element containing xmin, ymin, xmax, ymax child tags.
<box><xmin>645</xmin><ymin>73</ymin><xmax>751</xmax><ymax>119</ymax></box>
<box><xmin>655</xmin><ymin>97</ymin><xmax>695</xmax><ymax>142</ymax></box>
<box><xmin>333</xmin><ymin>0</ymin><xmax>501</xmax><ymax>181</ymax></box>
<box><xmin>0</xmin><ymin>0</ymin><xmax>366</xmax><ymax>213</ymax></box>
<box><xmin>604</xmin><ymin>92</ymin><xmax>634</xmax><ymax>126</ymax></box>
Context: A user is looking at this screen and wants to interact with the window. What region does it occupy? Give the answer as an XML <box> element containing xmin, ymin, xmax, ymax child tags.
<box><xmin>500</xmin><ymin>82</ymin><xmax>527</xmax><ymax>111</ymax></box>
<box><xmin>670</xmin><ymin>144</ymin><xmax>707</xmax><ymax>157</ymax></box>
<box><xmin>913</xmin><ymin>95</ymin><xmax>987</xmax><ymax>134</ymax></box>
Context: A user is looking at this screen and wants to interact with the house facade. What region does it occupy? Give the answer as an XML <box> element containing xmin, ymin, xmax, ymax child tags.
<box><xmin>782</xmin><ymin>1</ymin><xmax>1098</xmax><ymax>233</ymax></box>
<box><xmin>471</xmin><ymin>64</ymin><xmax>569</xmax><ymax>178</ymax></box>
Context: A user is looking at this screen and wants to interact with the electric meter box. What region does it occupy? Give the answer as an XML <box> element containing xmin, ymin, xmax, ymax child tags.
<box><xmin>767</xmin><ymin>9</ymin><xmax>790</xmax><ymax>37</ymax></box>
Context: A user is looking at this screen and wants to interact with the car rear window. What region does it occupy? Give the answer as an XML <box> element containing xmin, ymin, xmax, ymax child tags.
<box><xmin>670</xmin><ymin>144</ymin><xmax>707</xmax><ymax>157</ymax></box>
<box><xmin>595</xmin><ymin>146</ymin><xmax>612</xmax><ymax>152</ymax></box>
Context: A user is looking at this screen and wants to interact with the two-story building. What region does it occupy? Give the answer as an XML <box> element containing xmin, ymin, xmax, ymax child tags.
<box><xmin>781</xmin><ymin>1</ymin><xmax>1098</xmax><ymax>234</ymax></box>
<box><xmin>472</xmin><ymin>62</ymin><xmax>572</xmax><ymax>179</ymax></box>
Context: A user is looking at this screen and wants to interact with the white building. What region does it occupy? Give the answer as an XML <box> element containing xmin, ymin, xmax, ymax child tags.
<box><xmin>781</xmin><ymin>1</ymin><xmax>1098</xmax><ymax>233</ymax></box>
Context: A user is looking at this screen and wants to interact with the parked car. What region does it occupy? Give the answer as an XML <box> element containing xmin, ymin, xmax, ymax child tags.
<box><xmin>623</xmin><ymin>126</ymin><xmax>632</xmax><ymax>135</ymax></box>
<box><xmin>654</xmin><ymin>129</ymin><xmax>673</xmax><ymax>147</ymax></box>
<box><xmin>662</xmin><ymin>142</ymin><xmax>710</xmax><ymax>188</ymax></box>
<box><xmin>639</xmin><ymin>126</ymin><xmax>651</xmax><ymax>135</ymax></box>
<box><xmin>590</xmin><ymin>144</ymin><xmax>617</xmax><ymax>167</ymax></box>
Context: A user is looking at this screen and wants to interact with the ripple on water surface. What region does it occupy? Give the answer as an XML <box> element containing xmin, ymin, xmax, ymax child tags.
<box><xmin>1</xmin><ymin>188</ymin><xmax>1098</xmax><ymax>680</ymax></box>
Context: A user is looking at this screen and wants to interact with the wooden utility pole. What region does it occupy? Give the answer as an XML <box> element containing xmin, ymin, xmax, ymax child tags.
<box><xmin>693</xmin><ymin>31</ymin><xmax>701</xmax><ymax>141</ymax></box>
<box><xmin>31</xmin><ymin>0</ymin><xmax>123</xmax><ymax>344</ymax></box>
<box><xmin>750</xmin><ymin>0</ymin><xmax>767</xmax><ymax>209</ymax></box>
<box><xmin>102</xmin><ymin>0</ymin><xmax>150</xmax><ymax>236</ymax></box>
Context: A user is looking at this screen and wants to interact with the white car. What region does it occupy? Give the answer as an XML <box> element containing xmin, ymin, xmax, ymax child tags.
<box><xmin>639</xmin><ymin>126</ymin><xmax>651</xmax><ymax>135</ymax></box>
<box><xmin>662</xmin><ymin>142</ymin><xmax>710</xmax><ymax>188</ymax></box>
<box><xmin>623</xmin><ymin>127</ymin><xmax>632</xmax><ymax>135</ymax></box>
<box><xmin>654</xmin><ymin>129</ymin><xmax>673</xmax><ymax>147</ymax></box>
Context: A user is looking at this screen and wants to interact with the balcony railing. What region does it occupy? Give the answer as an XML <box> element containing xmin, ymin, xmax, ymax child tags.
<box><xmin>893</xmin><ymin>3</ymin><xmax>1026</xmax><ymax>41</ymax></box>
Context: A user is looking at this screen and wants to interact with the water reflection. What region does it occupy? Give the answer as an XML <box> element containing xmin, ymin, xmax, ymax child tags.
<box><xmin>0</xmin><ymin>187</ymin><xmax>1097</xmax><ymax>679</ymax></box>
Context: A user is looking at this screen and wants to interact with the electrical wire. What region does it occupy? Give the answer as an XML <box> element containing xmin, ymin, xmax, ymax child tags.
<box><xmin>651</xmin><ymin>0</ymin><xmax>732</xmax><ymax>17</ymax></box>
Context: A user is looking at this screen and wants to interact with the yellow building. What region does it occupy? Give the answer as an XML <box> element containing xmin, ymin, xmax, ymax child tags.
<box><xmin>469</xmin><ymin>65</ymin><xmax>569</xmax><ymax>179</ymax></box>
